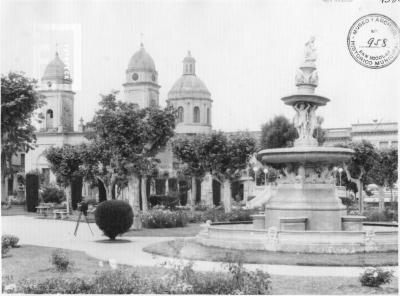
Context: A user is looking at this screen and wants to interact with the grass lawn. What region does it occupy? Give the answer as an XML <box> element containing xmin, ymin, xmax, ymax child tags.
<box><xmin>2</xmin><ymin>245</ymin><xmax>397</xmax><ymax>294</ymax></box>
<box><xmin>124</xmin><ymin>223</ymin><xmax>202</xmax><ymax>237</ymax></box>
<box><xmin>1</xmin><ymin>245</ymin><xmax>166</xmax><ymax>284</ymax></box>
<box><xmin>143</xmin><ymin>238</ymin><xmax>398</xmax><ymax>267</ymax></box>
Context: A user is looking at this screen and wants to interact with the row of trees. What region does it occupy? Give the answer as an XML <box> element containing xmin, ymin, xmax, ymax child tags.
<box><xmin>172</xmin><ymin>132</ymin><xmax>257</xmax><ymax>212</ymax></box>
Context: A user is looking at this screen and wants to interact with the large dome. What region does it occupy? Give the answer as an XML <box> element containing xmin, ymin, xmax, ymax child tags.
<box><xmin>127</xmin><ymin>43</ymin><xmax>156</xmax><ymax>72</ymax></box>
<box><xmin>168</xmin><ymin>75</ymin><xmax>211</xmax><ymax>99</ymax></box>
<box><xmin>42</xmin><ymin>52</ymin><xmax>71</xmax><ymax>82</ymax></box>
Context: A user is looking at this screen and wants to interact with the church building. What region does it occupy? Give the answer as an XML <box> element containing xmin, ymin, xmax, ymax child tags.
<box><xmin>23</xmin><ymin>43</ymin><xmax>221</xmax><ymax>206</ymax></box>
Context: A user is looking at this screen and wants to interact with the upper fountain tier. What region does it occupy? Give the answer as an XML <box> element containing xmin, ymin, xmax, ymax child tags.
<box><xmin>282</xmin><ymin>36</ymin><xmax>329</xmax><ymax>107</ymax></box>
<box><xmin>258</xmin><ymin>37</ymin><xmax>353</xmax><ymax>164</ymax></box>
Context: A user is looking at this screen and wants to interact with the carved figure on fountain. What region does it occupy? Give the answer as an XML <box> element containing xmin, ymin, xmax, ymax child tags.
<box><xmin>278</xmin><ymin>165</ymin><xmax>335</xmax><ymax>185</ymax></box>
<box><xmin>304</xmin><ymin>36</ymin><xmax>317</xmax><ymax>63</ymax></box>
<box><xmin>295</xmin><ymin>68</ymin><xmax>319</xmax><ymax>86</ymax></box>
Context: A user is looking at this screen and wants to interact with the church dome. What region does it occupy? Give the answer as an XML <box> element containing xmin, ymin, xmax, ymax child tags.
<box><xmin>168</xmin><ymin>75</ymin><xmax>211</xmax><ymax>99</ymax></box>
<box><xmin>42</xmin><ymin>52</ymin><xmax>71</xmax><ymax>82</ymax></box>
<box><xmin>127</xmin><ymin>43</ymin><xmax>156</xmax><ymax>72</ymax></box>
<box><xmin>168</xmin><ymin>51</ymin><xmax>211</xmax><ymax>99</ymax></box>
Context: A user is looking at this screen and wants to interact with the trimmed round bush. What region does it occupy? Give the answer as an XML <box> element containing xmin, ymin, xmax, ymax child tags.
<box><xmin>95</xmin><ymin>200</ymin><xmax>133</xmax><ymax>240</ymax></box>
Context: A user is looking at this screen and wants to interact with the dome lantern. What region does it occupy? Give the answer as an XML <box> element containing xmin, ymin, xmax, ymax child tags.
<box><xmin>183</xmin><ymin>51</ymin><xmax>196</xmax><ymax>75</ymax></box>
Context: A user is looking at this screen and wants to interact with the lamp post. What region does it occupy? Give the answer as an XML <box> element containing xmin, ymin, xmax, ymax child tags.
<box><xmin>263</xmin><ymin>168</ymin><xmax>269</xmax><ymax>187</ymax></box>
<box><xmin>338</xmin><ymin>168</ymin><xmax>343</xmax><ymax>187</ymax></box>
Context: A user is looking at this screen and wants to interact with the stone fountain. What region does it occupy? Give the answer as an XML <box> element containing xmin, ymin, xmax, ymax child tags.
<box><xmin>259</xmin><ymin>36</ymin><xmax>354</xmax><ymax>231</ymax></box>
<box><xmin>196</xmin><ymin>38</ymin><xmax>398</xmax><ymax>254</ymax></box>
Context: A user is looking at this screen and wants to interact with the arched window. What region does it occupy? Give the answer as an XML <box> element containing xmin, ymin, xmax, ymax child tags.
<box><xmin>189</xmin><ymin>64</ymin><xmax>193</xmax><ymax>72</ymax></box>
<box><xmin>46</xmin><ymin>109</ymin><xmax>54</xmax><ymax>130</ymax></box>
<box><xmin>177</xmin><ymin>106</ymin><xmax>184</xmax><ymax>123</ymax></box>
<box><xmin>207</xmin><ymin>108</ymin><xmax>210</xmax><ymax>124</ymax></box>
<box><xmin>193</xmin><ymin>106</ymin><xmax>200</xmax><ymax>123</ymax></box>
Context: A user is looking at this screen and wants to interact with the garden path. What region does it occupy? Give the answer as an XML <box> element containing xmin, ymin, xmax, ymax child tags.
<box><xmin>2</xmin><ymin>216</ymin><xmax>397</xmax><ymax>277</ymax></box>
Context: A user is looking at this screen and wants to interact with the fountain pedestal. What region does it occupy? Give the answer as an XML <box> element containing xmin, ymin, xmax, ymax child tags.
<box><xmin>265</xmin><ymin>183</ymin><xmax>346</xmax><ymax>231</ymax></box>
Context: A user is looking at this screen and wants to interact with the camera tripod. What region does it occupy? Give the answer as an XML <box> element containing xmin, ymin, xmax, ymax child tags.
<box><xmin>74</xmin><ymin>210</ymin><xmax>94</xmax><ymax>236</ymax></box>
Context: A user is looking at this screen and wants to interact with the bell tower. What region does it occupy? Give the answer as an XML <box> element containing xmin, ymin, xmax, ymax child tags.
<box><xmin>123</xmin><ymin>43</ymin><xmax>160</xmax><ymax>108</ymax></box>
<box><xmin>39</xmin><ymin>52</ymin><xmax>75</xmax><ymax>132</ymax></box>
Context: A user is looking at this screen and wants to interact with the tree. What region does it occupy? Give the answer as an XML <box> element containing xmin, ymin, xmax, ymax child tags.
<box><xmin>339</xmin><ymin>140</ymin><xmax>378</xmax><ymax>214</ymax></box>
<box><xmin>172</xmin><ymin>135</ymin><xmax>207</xmax><ymax>207</ymax></box>
<box><xmin>173</xmin><ymin>132</ymin><xmax>256</xmax><ymax>212</ymax></box>
<box><xmin>1</xmin><ymin>72</ymin><xmax>45</xmax><ymax>199</ymax></box>
<box><xmin>260</xmin><ymin>115</ymin><xmax>297</xmax><ymax>149</ymax></box>
<box><xmin>79</xmin><ymin>140</ymin><xmax>117</xmax><ymax>201</ymax></box>
<box><xmin>367</xmin><ymin>148</ymin><xmax>398</xmax><ymax>212</ymax></box>
<box><xmin>44</xmin><ymin>145</ymin><xmax>84</xmax><ymax>214</ymax></box>
<box><xmin>199</xmin><ymin>132</ymin><xmax>257</xmax><ymax>212</ymax></box>
<box><xmin>87</xmin><ymin>92</ymin><xmax>176</xmax><ymax>228</ymax></box>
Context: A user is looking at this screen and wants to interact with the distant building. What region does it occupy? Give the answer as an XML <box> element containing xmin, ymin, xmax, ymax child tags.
<box><xmin>226</xmin><ymin>122</ymin><xmax>398</xmax><ymax>150</ymax></box>
<box><xmin>324</xmin><ymin>122</ymin><xmax>398</xmax><ymax>148</ymax></box>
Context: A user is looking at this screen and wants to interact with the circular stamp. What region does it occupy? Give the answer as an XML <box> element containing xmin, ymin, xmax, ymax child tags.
<box><xmin>347</xmin><ymin>14</ymin><xmax>400</xmax><ymax>69</ymax></box>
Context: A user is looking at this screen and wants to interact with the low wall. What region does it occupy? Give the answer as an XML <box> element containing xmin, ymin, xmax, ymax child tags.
<box><xmin>196</xmin><ymin>224</ymin><xmax>398</xmax><ymax>254</ymax></box>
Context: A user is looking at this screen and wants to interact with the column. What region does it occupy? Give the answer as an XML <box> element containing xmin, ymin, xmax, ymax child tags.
<box><xmin>201</xmin><ymin>173</ymin><xmax>213</xmax><ymax>206</ymax></box>
<box><xmin>165</xmin><ymin>178</ymin><xmax>169</xmax><ymax>195</ymax></box>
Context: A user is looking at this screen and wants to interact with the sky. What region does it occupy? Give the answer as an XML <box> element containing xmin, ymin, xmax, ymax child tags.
<box><xmin>1</xmin><ymin>0</ymin><xmax>399</xmax><ymax>132</ymax></box>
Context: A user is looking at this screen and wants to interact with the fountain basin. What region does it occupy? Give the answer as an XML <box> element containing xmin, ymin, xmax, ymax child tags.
<box><xmin>282</xmin><ymin>93</ymin><xmax>330</xmax><ymax>106</ymax></box>
<box><xmin>196</xmin><ymin>223</ymin><xmax>398</xmax><ymax>254</ymax></box>
<box><xmin>259</xmin><ymin>146</ymin><xmax>353</xmax><ymax>164</ymax></box>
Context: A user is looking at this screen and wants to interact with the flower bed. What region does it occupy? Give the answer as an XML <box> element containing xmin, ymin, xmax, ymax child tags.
<box><xmin>188</xmin><ymin>208</ymin><xmax>257</xmax><ymax>223</ymax></box>
<box><xmin>142</xmin><ymin>209</ymin><xmax>188</xmax><ymax>228</ymax></box>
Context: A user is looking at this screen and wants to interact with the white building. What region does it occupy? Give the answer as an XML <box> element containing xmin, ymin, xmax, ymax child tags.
<box><xmin>324</xmin><ymin>122</ymin><xmax>398</xmax><ymax>148</ymax></box>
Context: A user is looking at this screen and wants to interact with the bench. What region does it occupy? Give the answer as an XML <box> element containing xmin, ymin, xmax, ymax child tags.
<box><xmin>36</xmin><ymin>205</ymin><xmax>52</xmax><ymax>217</ymax></box>
<box><xmin>53</xmin><ymin>210</ymin><xmax>68</xmax><ymax>219</ymax></box>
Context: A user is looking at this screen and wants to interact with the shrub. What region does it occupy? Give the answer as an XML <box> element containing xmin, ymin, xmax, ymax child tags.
<box><xmin>90</xmin><ymin>270</ymin><xmax>152</xmax><ymax>294</ymax></box>
<box><xmin>149</xmin><ymin>193</ymin><xmax>180</xmax><ymax>210</ymax></box>
<box><xmin>41</xmin><ymin>184</ymin><xmax>66</xmax><ymax>204</ymax></box>
<box><xmin>25</xmin><ymin>172</ymin><xmax>39</xmax><ymax>212</ymax></box>
<box><xmin>51</xmin><ymin>249</ymin><xmax>72</xmax><ymax>272</ymax></box>
<box><xmin>18</xmin><ymin>277</ymin><xmax>92</xmax><ymax>294</ymax></box>
<box><xmin>194</xmin><ymin>203</ymin><xmax>208</xmax><ymax>211</ymax></box>
<box><xmin>9</xmin><ymin>197</ymin><xmax>25</xmax><ymax>205</ymax></box>
<box><xmin>95</xmin><ymin>200</ymin><xmax>133</xmax><ymax>240</ymax></box>
<box><xmin>2</xmin><ymin>234</ymin><xmax>19</xmax><ymax>248</ymax></box>
<box><xmin>142</xmin><ymin>209</ymin><xmax>188</xmax><ymax>228</ymax></box>
<box><xmin>359</xmin><ymin>267</ymin><xmax>393</xmax><ymax>287</ymax></box>
<box><xmin>189</xmin><ymin>208</ymin><xmax>256</xmax><ymax>223</ymax></box>
<box><xmin>225</xmin><ymin>253</ymin><xmax>272</xmax><ymax>294</ymax></box>
<box><xmin>2</xmin><ymin>241</ymin><xmax>10</xmax><ymax>257</ymax></box>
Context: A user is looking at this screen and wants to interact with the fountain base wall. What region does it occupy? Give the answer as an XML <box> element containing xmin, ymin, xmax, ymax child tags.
<box><xmin>196</xmin><ymin>224</ymin><xmax>398</xmax><ymax>254</ymax></box>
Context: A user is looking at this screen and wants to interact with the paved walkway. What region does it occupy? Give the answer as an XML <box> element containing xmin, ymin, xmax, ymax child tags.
<box><xmin>2</xmin><ymin>216</ymin><xmax>397</xmax><ymax>277</ymax></box>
